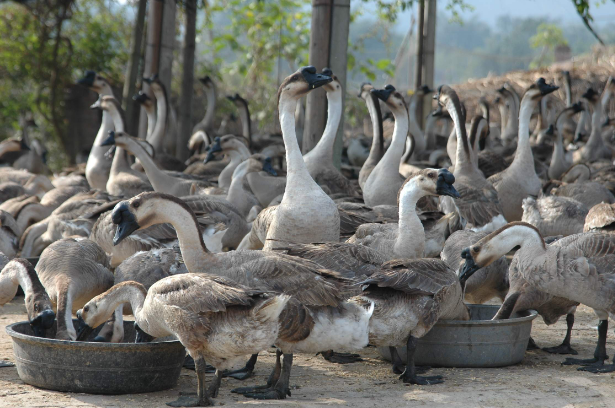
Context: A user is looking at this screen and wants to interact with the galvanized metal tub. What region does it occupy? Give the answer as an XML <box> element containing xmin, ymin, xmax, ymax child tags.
<box><xmin>378</xmin><ymin>304</ymin><xmax>538</xmax><ymax>368</ymax></box>
<box><xmin>6</xmin><ymin>319</ymin><xmax>186</xmax><ymax>394</ymax></box>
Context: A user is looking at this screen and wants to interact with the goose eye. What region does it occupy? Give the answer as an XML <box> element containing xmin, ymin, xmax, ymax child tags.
<box><xmin>291</xmin><ymin>75</ymin><xmax>298</xmax><ymax>81</ymax></box>
<box><xmin>473</xmin><ymin>246</ymin><xmax>480</xmax><ymax>252</ymax></box>
<box><xmin>83</xmin><ymin>306</ymin><xmax>89</xmax><ymax>313</ymax></box>
<box><xmin>428</xmin><ymin>173</ymin><xmax>434</xmax><ymax>179</ymax></box>
<box><xmin>133</xmin><ymin>201</ymin><xmax>140</xmax><ymax>208</ymax></box>
<box><xmin>33</xmin><ymin>303</ymin><xmax>39</xmax><ymax>312</ymax></box>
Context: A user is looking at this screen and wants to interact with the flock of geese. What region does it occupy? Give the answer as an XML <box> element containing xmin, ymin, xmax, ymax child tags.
<box><xmin>1</xmin><ymin>64</ymin><xmax>615</xmax><ymax>407</ymax></box>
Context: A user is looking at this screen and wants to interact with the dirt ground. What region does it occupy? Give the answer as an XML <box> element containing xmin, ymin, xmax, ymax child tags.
<box><xmin>2</xmin><ymin>298</ymin><xmax>615</xmax><ymax>408</ymax></box>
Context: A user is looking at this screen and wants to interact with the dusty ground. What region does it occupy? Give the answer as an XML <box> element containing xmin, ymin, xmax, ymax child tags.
<box><xmin>2</xmin><ymin>298</ymin><xmax>615</xmax><ymax>408</ymax></box>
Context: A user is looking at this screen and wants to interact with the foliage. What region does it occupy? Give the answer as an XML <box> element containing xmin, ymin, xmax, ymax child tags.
<box><xmin>529</xmin><ymin>23</ymin><xmax>568</xmax><ymax>68</ymax></box>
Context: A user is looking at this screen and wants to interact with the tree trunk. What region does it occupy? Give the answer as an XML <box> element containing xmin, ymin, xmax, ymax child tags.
<box><xmin>177</xmin><ymin>0</ymin><xmax>196</xmax><ymax>161</ymax></box>
<box><xmin>122</xmin><ymin>0</ymin><xmax>147</xmax><ymax>135</ymax></box>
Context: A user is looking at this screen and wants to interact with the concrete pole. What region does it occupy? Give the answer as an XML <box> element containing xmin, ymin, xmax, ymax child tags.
<box><xmin>158</xmin><ymin>0</ymin><xmax>176</xmax><ymax>94</ymax></box>
<box><xmin>414</xmin><ymin>0</ymin><xmax>425</xmax><ymax>125</ymax></box>
<box><xmin>177</xmin><ymin>0</ymin><xmax>196</xmax><ymax>161</ymax></box>
<box><xmin>303</xmin><ymin>0</ymin><xmax>332</xmax><ymax>154</ymax></box>
<box><xmin>422</xmin><ymin>0</ymin><xmax>437</xmax><ymax>122</ymax></box>
<box><xmin>122</xmin><ymin>0</ymin><xmax>147</xmax><ymax>135</ymax></box>
<box><xmin>328</xmin><ymin>0</ymin><xmax>350</xmax><ymax>168</ymax></box>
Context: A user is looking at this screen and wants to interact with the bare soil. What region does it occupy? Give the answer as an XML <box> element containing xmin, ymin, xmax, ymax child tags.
<box><xmin>2</xmin><ymin>298</ymin><xmax>615</xmax><ymax>408</ymax></box>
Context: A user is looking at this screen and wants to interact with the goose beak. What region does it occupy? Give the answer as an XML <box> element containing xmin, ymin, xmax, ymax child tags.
<box><xmin>371</xmin><ymin>85</ymin><xmax>396</xmax><ymax>102</ymax></box>
<box><xmin>536</xmin><ymin>78</ymin><xmax>558</xmax><ymax>96</ymax></box>
<box><xmin>100</xmin><ymin>131</ymin><xmax>116</xmax><ymax>147</ymax></box>
<box><xmin>262</xmin><ymin>158</ymin><xmax>277</xmax><ymax>176</ymax></box>
<box><xmin>111</xmin><ymin>201</ymin><xmax>141</xmax><ymax>246</ymax></box>
<box><xmin>582</xmin><ymin>88</ymin><xmax>597</xmax><ymax>100</ymax></box>
<box><xmin>77</xmin><ymin>71</ymin><xmax>96</xmax><ymax>87</ymax></box>
<box><xmin>134</xmin><ymin>323</ymin><xmax>155</xmax><ymax>343</ymax></box>
<box><xmin>76</xmin><ymin>314</ymin><xmax>94</xmax><ymax>341</ymax></box>
<box><xmin>459</xmin><ymin>248</ymin><xmax>480</xmax><ymax>285</ymax></box>
<box><xmin>300</xmin><ymin>66</ymin><xmax>332</xmax><ymax>90</ymax></box>
<box><xmin>29</xmin><ymin>309</ymin><xmax>55</xmax><ymax>338</ymax></box>
<box><xmin>436</xmin><ymin>169</ymin><xmax>459</xmax><ymax>198</ymax></box>
<box><xmin>203</xmin><ymin>137</ymin><xmax>222</xmax><ymax>164</ymax></box>
<box><xmin>133</xmin><ymin>92</ymin><xmax>150</xmax><ymax>104</ymax></box>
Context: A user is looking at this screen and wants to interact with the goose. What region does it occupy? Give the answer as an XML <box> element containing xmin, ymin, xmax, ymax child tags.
<box><xmin>600</xmin><ymin>76</ymin><xmax>615</xmax><ymax>122</ymax></box>
<box><xmin>351</xmin><ymin>258</ymin><xmax>469</xmax><ymax>384</ymax></box>
<box><xmin>10</xmin><ymin>116</ymin><xmax>49</xmax><ymax>175</ymax></box>
<box><xmin>584</xmin><ymin>202</ymin><xmax>615</xmax><ymax>232</ymax></box>
<box><xmin>101</xmin><ymin>131</ymin><xmax>211</xmax><ymax>197</ymax></box>
<box><xmin>110</xmin><ymin>191</ymin><xmax>373</xmax><ymax>398</ymax></box>
<box><xmin>192</xmin><ymin>76</ymin><xmax>218</xmax><ymax>140</ymax></box>
<box><xmin>0</xmin><ymin>138</ymin><xmax>31</xmax><ymax>168</ymax></box>
<box><xmin>263</xmin><ymin>66</ymin><xmax>340</xmax><ymax>249</ymax></box>
<box><xmin>441</xmin><ymin>229</ymin><xmax>509</xmax><ymax>304</ymax></box>
<box><xmin>36</xmin><ymin>238</ymin><xmax>120</xmax><ymax>341</ymax></box>
<box><xmin>521</xmin><ymin>195</ymin><xmax>588</xmax><ymax>237</ymax></box>
<box><xmin>0</xmin><ymin>182</ymin><xmax>28</xmax><ymax>203</ymax></box>
<box><xmin>406</xmin><ymin>85</ymin><xmax>431</xmax><ymax>161</ymax></box>
<box><xmin>573</xmin><ymin>88</ymin><xmax>613</xmax><ymax>163</ymax></box>
<box><xmin>0</xmin><ymin>210</ymin><xmax>19</xmax><ymax>258</ymax></box>
<box><xmin>77</xmin><ymin>71</ymin><xmax>114</xmax><ymax>191</ymax></box>
<box><xmin>204</xmin><ymin>135</ymin><xmax>251</xmax><ymax>189</ymax></box>
<box><xmin>548</xmin><ymin>181</ymin><xmax>615</xmax><ymax>210</ymax></box>
<box><xmin>226</xmin><ymin>93</ymin><xmax>253</xmax><ymax>148</ymax></box>
<box><xmin>497</xmin><ymin>83</ymin><xmax>520</xmax><ymax>147</ymax></box>
<box><xmin>459</xmin><ymin>222</ymin><xmax>615</xmax><ymax>371</ymax></box>
<box><xmin>435</xmin><ymin>85</ymin><xmax>507</xmax><ymax>232</ymax></box>
<box><xmin>560</xmin><ymin>71</ymin><xmax>580</xmax><ymax>140</ymax></box>
<box><xmin>347</xmin><ymin>168</ymin><xmax>460</xmax><ymax>260</ymax></box>
<box><xmin>93</xmin><ymin>96</ymin><xmax>153</xmax><ymax>196</ymax></box>
<box><xmin>548</xmin><ymin>103</ymin><xmax>583</xmax><ymax>180</ymax></box>
<box><xmin>362</xmin><ymin>85</ymin><xmax>407</xmax><ymax>206</ymax></box>
<box><xmin>133</xmin><ymin>92</ymin><xmax>156</xmax><ymax>139</ymax></box>
<box><xmin>347</xmin><ymin>136</ymin><xmax>370</xmax><ymax>168</ymax></box>
<box><xmin>357</xmin><ymin>83</ymin><xmax>384</xmax><ymax>190</ymax></box>
<box><xmin>77</xmin><ymin>275</ymin><xmax>288</xmax><ymax>407</ymax></box>
<box><xmin>488</xmin><ymin>78</ymin><xmax>559</xmax><ymax>222</ymax></box>
<box><xmin>140</xmin><ymin>75</ymin><xmax>186</xmax><ymax>171</ymax></box>
<box><xmin>0</xmin><ymin>258</ymin><xmax>55</xmax><ymax>342</ymax></box>
<box><xmin>0</xmin><ymin>169</ymin><xmax>54</xmax><ymax>197</ymax></box>
<box><xmin>303</xmin><ymin>68</ymin><xmax>358</xmax><ymax>197</ymax></box>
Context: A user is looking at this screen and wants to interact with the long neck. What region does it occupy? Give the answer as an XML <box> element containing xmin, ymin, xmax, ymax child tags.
<box><xmin>106</xmin><ymin>108</ymin><xmax>132</xmax><ymax>175</ymax></box>
<box><xmin>200</xmin><ymin>85</ymin><xmax>216</xmax><ymax>130</ymax></box>
<box><xmin>120</xmin><ymin>139</ymin><xmax>174</xmax><ymax>192</ymax></box>
<box><xmin>394</xmin><ymin>181</ymin><xmax>426</xmax><ymax>258</ymax></box>
<box><xmin>564</xmin><ymin>75</ymin><xmax>572</xmax><ymax>107</ymax></box>
<box><xmin>364</xmin><ymin>93</ymin><xmax>384</xmax><ymax>162</ymax></box>
<box><xmin>483</xmin><ymin>225</ymin><xmax>545</xmax><ymax>261</ymax></box>
<box><xmin>0</xmin><ymin>265</ymin><xmax>31</xmax><ymax>305</ymax></box>
<box><xmin>145</xmin><ymin>199</ymin><xmax>213</xmax><ymax>271</ymax></box>
<box><xmin>498</xmin><ymin>103</ymin><xmax>508</xmax><ymax>133</ymax></box>
<box><xmin>237</xmin><ymin>101</ymin><xmax>252</xmax><ymax>145</ymax></box>
<box><xmin>144</xmin><ymin>105</ymin><xmax>156</xmax><ymax>140</ymax></box>
<box><xmin>513</xmin><ymin>95</ymin><xmax>537</xmax><ymax>166</ymax></box>
<box><xmin>379</xmin><ymin>105</ymin><xmax>409</xmax><ymax>170</ymax></box>
<box><xmin>306</xmin><ymin>89</ymin><xmax>342</xmax><ymax>164</ymax></box>
<box><xmin>279</xmin><ymin>94</ymin><xmax>310</xmax><ymax>181</ymax></box>
<box><xmin>408</xmin><ymin>94</ymin><xmax>425</xmax><ymax>156</ymax></box>
<box><xmin>103</xmin><ymin>284</ymin><xmax>147</xmax><ymax>326</ymax></box>
<box><xmin>93</xmin><ymin>111</ymin><xmax>115</xmax><ymax>147</ymax></box>
<box><xmin>504</xmin><ymin>92</ymin><xmax>519</xmax><ymax>135</ymax></box>
<box><xmin>586</xmin><ymin>99</ymin><xmax>604</xmax><ymax>147</ymax></box>
<box><xmin>150</xmin><ymin>87</ymin><xmax>167</xmax><ymax>153</ymax></box>
<box><xmin>446</xmin><ymin>97</ymin><xmax>473</xmax><ymax>175</ymax></box>
<box><xmin>218</xmin><ymin>146</ymin><xmax>250</xmax><ymax>189</ymax></box>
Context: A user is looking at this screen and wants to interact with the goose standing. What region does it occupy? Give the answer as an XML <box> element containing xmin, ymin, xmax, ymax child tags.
<box><xmin>0</xmin><ymin>258</ymin><xmax>55</xmax><ymax>340</ymax></box>
<box><xmin>362</xmin><ymin>85</ymin><xmax>407</xmax><ymax>206</ymax></box>
<box><xmin>460</xmin><ymin>222</ymin><xmax>615</xmax><ymax>371</ymax></box>
<box><xmin>488</xmin><ymin>78</ymin><xmax>558</xmax><ymax>221</ymax></box>
<box><xmin>358</xmin><ymin>83</ymin><xmax>384</xmax><ymax>190</ymax></box>
<box><xmin>435</xmin><ymin>85</ymin><xmax>507</xmax><ymax>232</ymax></box>
<box><xmin>77</xmin><ymin>275</ymin><xmax>288</xmax><ymax>407</ymax></box>
<box><xmin>77</xmin><ymin>71</ymin><xmax>114</xmax><ymax>191</ymax></box>
<box><xmin>303</xmin><ymin>68</ymin><xmax>357</xmax><ymax>197</ymax></box>
<box><xmin>263</xmin><ymin>66</ymin><xmax>340</xmax><ymax>249</ymax></box>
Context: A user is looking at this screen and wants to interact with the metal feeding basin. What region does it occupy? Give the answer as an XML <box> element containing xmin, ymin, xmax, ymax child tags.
<box><xmin>379</xmin><ymin>304</ymin><xmax>538</xmax><ymax>368</ymax></box>
<box><xmin>5</xmin><ymin>319</ymin><xmax>185</xmax><ymax>394</ymax></box>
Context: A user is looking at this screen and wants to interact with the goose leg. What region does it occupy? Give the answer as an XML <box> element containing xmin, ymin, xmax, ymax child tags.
<box><xmin>543</xmin><ymin>313</ymin><xmax>578</xmax><ymax>355</ymax></box>
<box><xmin>182</xmin><ymin>355</ymin><xmax>216</xmax><ymax>373</ymax></box>
<box><xmin>243</xmin><ymin>353</ymin><xmax>293</xmax><ymax>400</ymax></box>
<box><xmin>320</xmin><ymin>350</ymin><xmax>363</xmax><ymax>364</ymax></box>
<box><xmin>390</xmin><ymin>347</ymin><xmax>405</xmax><ymax>374</ymax></box>
<box><xmin>167</xmin><ymin>355</ymin><xmax>212</xmax><ymax>407</ymax></box>
<box><xmin>224</xmin><ymin>353</ymin><xmax>258</xmax><ymax>380</ymax></box>
<box><xmin>563</xmin><ymin>319</ymin><xmax>609</xmax><ymax>369</ymax></box>
<box><xmin>233</xmin><ymin>350</ymin><xmax>280</xmax><ymax>394</ymax></box>
<box><xmin>207</xmin><ymin>369</ymin><xmax>222</xmax><ymax>398</ymax></box>
<box><xmin>527</xmin><ymin>337</ymin><xmax>540</xmax><ymax>350</ymax></box>
<box><xmin>399</xmin><ymin>336</ymin><xmax>443</xmax><ymax>385</ymax></box>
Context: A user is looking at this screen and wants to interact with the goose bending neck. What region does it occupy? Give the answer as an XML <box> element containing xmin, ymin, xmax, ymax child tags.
<box><xmin>97</xmin><ymin>283</ymin><xmax>147</xmax><ymax>328</ymax></box>
<box><xmin>304</xmin><ymin>88</ymin><xmax>342</xmax><ymax>164</ymax></box>
<box><xmin>484</xmin><ymin>224</ymin><xmax>545</xmax><ymax>259</ymax></box>
<box><xmin>118</xmin><ymin>138</ymin><xmax>176</xmax><ymax>192</ymax></box>
<box><xmin>0</xmin><ymin>263</ymin><xmax>33</xmax><ymax>303</ymax></box>
<box><xmin>395</xmin><ymin>180</ymin><xmax>426</xmax><ymax>258</ymax></box>
<box><xmin>149</xmin><ymin>85</ymin><xmax>168</xmax><ymax>153</ymax></box>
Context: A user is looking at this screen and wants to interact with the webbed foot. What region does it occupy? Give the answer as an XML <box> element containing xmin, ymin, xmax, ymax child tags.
<box><xmin>231</xmin><ymin>385</ymin><xmax>270</xmax><ymax>394</ymax></box>
<box><xmin>243</xmin><ymin>387</ymin><xmax>290</xmax><ymax>400</ymax></box>
<box><xmin>166</xmin><ymin>392</ymin><xmax>212</xmax><ymax>407</ymax></box>
<box><xmin>223</xmin><ymin>365</ymin><xmax>254</xmax><ymax>380</ymax></box>
<box><xmin>543</xmin><ymin>343</ymin><xmax>578</xmax><ymax>355</ymax></box>
<box><xmin>400</xmin><ymin>371</ymin><xmax>444</xmax><ymax>385</ymax></box>
<box><xmin>320</xmin><ymin>350</ymin><xmax>363</xmax><ymax>364</ymax></box>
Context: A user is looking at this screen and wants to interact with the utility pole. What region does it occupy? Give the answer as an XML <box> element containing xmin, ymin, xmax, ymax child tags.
<box><xmin>414</xmin><ymin>0</ymin><xmax>425</xmax><ymax>125</ymax></box>
<box><xmin>178</xmin><ymin>0</ymin><xmax>196</xmax><ymax>161</ymax></box>
<box><xmin>303</xmin><ymin>0</ymin><xmax>350</xmax><ymax>168</ymax></box>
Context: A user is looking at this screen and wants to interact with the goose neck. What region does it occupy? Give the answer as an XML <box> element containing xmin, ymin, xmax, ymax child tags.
<box><xmin>237</xmin><ymin>101</ymin><xmax>252</xmax><ymax>142</ymax></box>
<box><xmin>0</xmin><ymin>264</ymin><xmax>32</xmax><ymax>304</ymax></box>
<box><xmin>279</xmin><ymin>94</ymin><xmax>309</xmax><ymax>179</ymax></box>
<box><xmin>202</xmin><ymin>85</ymin><xmax>216</xmax><ymax>129</ymax></box>
<box><xmin>150</xmin><ymin>87</ymin><xmax>167</xmax><ymax>153</ymax></box>
<box><xmin>513</xmin><ymin>96</ymin><xmax>537</xmax><ymax>166</ymax></box>
<box><xmin>380</xmin><ymin>105</ymin><xmax>409</xmax><ymax>167</ymax></box>
<box><xmin>586</xmin><ymin>99</ymin><xmax>604</xmax><ymax>147</ymax></box>
<box><xmin>503</xmin><ymin>93</ymin><xmax>519</xmax><ymax>134</ymax></box>
<box><xmin>306</xmin><ymin>89</ymin><xmax>342</xmax><ymax>163</ymax></box>
<box><xmin>105</xmin><ymin>283</ymin><xmax>147</xmax><ymax>327</ymax></box>
<box><xmin>395</xmin><ymin>181</ymin><xmax>426</xmax><ymax>258</ymax></box>
<box><xmin>408</xmin><ymin>95</ymin><xmax>425</xmax><ymax>155</ymax></box>
<box><xmin>120</xmin><ymin>139</ymin><xmax>173</xmax><ymax>191</ymax></box>
<box><xmin>144</xmin><ymin>105</ymin><xmax>156</xmax><ymax>140</ymax></box>
<box><xmin>483</xmin><ymin>224</ymin><xmax>545</xmax><ymax>262</ymax></box>
<box><xmin>93</xmin><ymin>110</ymin><xmax>115</xmax><ymax>146</ymax></box>
<box><xmin>365</xmin><ymin>93</ymin><xmax>384</xmax><ymax>158</ymax></box>
<box><xmin>445</xmin><ymin>97</ymin><xmax>473</xmax><ymax>174</ymax></box>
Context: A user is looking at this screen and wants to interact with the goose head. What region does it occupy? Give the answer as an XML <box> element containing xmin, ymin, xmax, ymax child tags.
<box><xmin>372</xmin><ymin>84</ymin><xmax>406</xmax><ymax>114</ymax></box>
<box><xmin>77</xmin><ymin>71</ymin><xmax>113</xmax><ymax>95</ymax></box>
<box><xmin>204</xmin><ymin>136</ymin><xmax>223</xmax><ymax>164</ymax></box>
<box><xmin>101</xmin><ymin>131</ymin><xmax>155</xmax><ymax>157</ymax></box>
<box><xmin>523</xmin><ymin>78</ymin><xmax>559</xmax><ymax>102</ymax></box>
<box><xmin>1</xmin><ymin>259</ymin><xmax>55</xmax><ymax>337</ymax></box>
<box><xmin>358</xmin><ymin>82</ymin><xmax>373</xmax><ymax>99</ymax></box>
<box><xmin>277</xmin><ymin>66</ymin><xmax>332</xmax><ymax>102</ymax></box>
<box><xmin>321</xmin><ymin>68</ymin><xmax>342</xmax><ymax>95</ymax></box>
<box><xmin>111</xmin><ymin>192</ymin><xmax>185</xmax><ymax>245</ymax></box>
<box><xmin>226</xmin><ymin>93</ymin><xmax>248</xmax><ymax>107</ymax></box>
<box><xmin>397</xmin><ymin>168</ymin><xmax>459</xmax><ymax>205</ymax></box>
<box><xmin>416</xmin><ymin>84</ymin><xmax>433</xmax><ymax>96</ymax></box>
<box><xmin>261</xmin><ymin>156</ymin><xmax>277</xmax><ymax>176</ymax></box>
<box><xmin>133</xmin><ymin>91</ymin><xmax>154</xmax><ymax>109</ymax></box>
<box><xmin>582</xmin><ymin>87</ymin><xmax>600</xmax><ymax>105</ymax></box>
<box><xmin>199</xmin><ymin>76</ymin><xmax>214</xmax><ymax>88</ymax></box>
<box><xmin>459</xmin><ymin>222</ymin><xmax>544</xmax><ymax>284</ymax></box>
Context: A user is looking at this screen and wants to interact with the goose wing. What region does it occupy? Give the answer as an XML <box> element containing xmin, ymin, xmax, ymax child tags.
<box><xmin>448</xmin><ymin>181</ymin><xmax>504</xmax><ymax>229</ymax></box>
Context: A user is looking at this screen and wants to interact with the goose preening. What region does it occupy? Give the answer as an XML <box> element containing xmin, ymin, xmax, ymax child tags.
<box><xmin>435</xmin><ymin>85</ymin><xmax>506</xmax><ymax>232</ymax></box>
<box><xmin>263</xmin><ymin>66</ymin><xmax>340</xmax><ymax>249</ymax></box>
<box><xmin>362</xmin><ymin>85</ymin><xmax>407</xmax><ymax>206</ymax></box>
<box><xmin>488</xmin><ymin>78</ymin><xmax>559</xmax><ymax>222</ymax></box>
<box><xmin>77</xmin><ymin>275</ymin><xmax>288</xmax><ymax>407</ymax></box>
<box><xmin>0</xmin><ymin>258</ymin><xmax>55</xmax><ymax>339</ymax></box>
<box><xmin>36</xmin><ymin>238</ymin><xmax>119</xmax><ymax>341</ymax></box>
<box><xmin>460</xmin><ymin>222</ymin><xmax>615</xmax><ymax>371</ymax></box>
